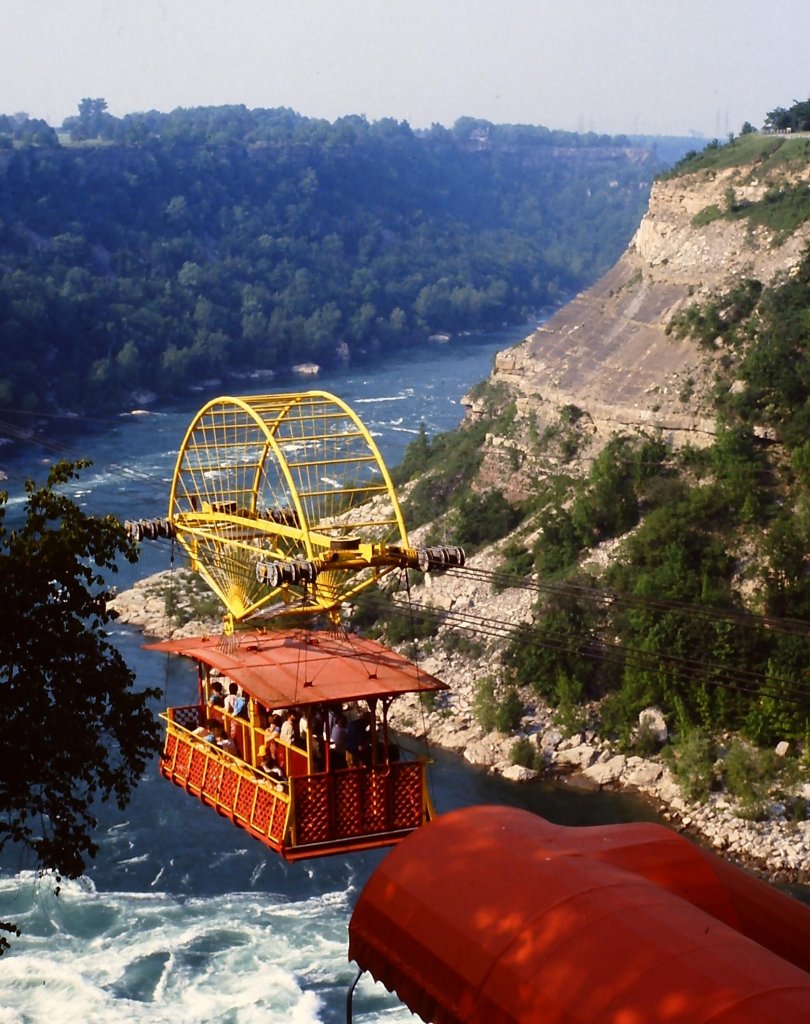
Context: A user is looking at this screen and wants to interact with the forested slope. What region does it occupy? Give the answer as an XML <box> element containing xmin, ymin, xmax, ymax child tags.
<box><xmin>387</xmin><ymin>127</ymin><xmax>810</xmax><ymax>760</ymax></box>
<box><xmin>0</xmin><ymin>104</ymin><xmax>674</xmax><ymax>415</ymax></box>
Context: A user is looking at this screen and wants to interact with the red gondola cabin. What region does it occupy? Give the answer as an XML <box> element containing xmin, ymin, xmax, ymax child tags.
<box><xmin>149</xmin><ymin>628</ymin><xmax>447</xmax><ymax>861</ymax></box>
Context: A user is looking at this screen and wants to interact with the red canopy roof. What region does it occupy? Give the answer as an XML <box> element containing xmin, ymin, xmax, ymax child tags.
<box><xmin>349</xmin><ymin>806</ymin><xmax>810</xmax><ymax>1024</ymax></box>
<box><xmin>145</xmin><ymin>629</ymin><xmax>447</xmax><ymax>708</ymax></box>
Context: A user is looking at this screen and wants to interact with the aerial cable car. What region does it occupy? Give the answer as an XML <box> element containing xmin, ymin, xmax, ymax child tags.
<box><xmin>128</xmin><ymin>391</ymin><xmax>464</xmax><ymax>861</ymax></box>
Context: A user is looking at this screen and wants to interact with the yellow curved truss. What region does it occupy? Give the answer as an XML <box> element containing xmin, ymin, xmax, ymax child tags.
<box><xmin>168</xmin><ymin>391</ymin><xmax>411</xmax><ymax>623</ymax></box>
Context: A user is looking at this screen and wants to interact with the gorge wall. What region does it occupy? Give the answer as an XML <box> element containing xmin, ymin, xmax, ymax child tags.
<box><xmin>466</xmin><ymin>142</ymin><xmax>810</xmax><ymax>500</ymax></box>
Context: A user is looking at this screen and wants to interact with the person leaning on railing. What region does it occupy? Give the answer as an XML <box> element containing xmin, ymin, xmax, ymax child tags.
<box><xmin>259</xmin><ymin>739</ymin><xmax>287</xmax><ymax>790</ymax></box>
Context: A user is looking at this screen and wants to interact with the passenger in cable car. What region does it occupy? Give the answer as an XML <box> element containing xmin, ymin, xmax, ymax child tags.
<box><xmin>259</xmin><ymin>742</ymin><xmax>287</xmax><ymax>788</ymax></box>
<box><xmin>346</xmin><ymin>710</ymin><xmax>372</xmax><ymax>766</ymax></box>
<box><xmin>192</xmin><ymin>719</ymin><xmax>215</xmax><ymax>739</ymax></box>
<box><xmin>330</xmin><ymin>713</ymin><xmax>349</xmax><ymax>770</ymax></box>
<box><xmin>305</xmin><ymin>708</ymin><xmax>326</xmax><ymax>770</ymax></box>
<box><xmin>280</xmin><ymin>710</ymin><xmax>297</xmax><ymax>746</ymax></box>
<box><xmin>223</xmin><ymin>684</ymin><xmax>242</xmax><ymax>716</ymax></box>
<box><xmin>210</xmin><ymin>720</ymin><xmax>238</xmax><ymax>754</ymax></box>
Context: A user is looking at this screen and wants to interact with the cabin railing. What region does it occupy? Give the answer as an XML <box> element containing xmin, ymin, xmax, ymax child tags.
<box><xmin>160</xmin><ymin>706</ymin><xmax>431</xmax><ymax>860</ymax></box>
<box><xmin>160</xmin><ymin>709</ymin><xmax>292</xmax><ymax>852</ymax></box>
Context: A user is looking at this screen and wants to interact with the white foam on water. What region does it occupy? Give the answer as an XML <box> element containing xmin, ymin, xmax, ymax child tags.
<box><xmin>352</xmin><ymin>395</ymin><xmax>407</xmax><ymax>404</ymax></box>
<box><xmin>206</xmin><ymin>848</ymin><xmax>250</xmax><ymax>870</ymax></box>
<box><xmin>117</xmin><ymin>853</ymin><xmax>151</xmax><ymax>867</ymax></box>
<box><xmin>0</xmin><ymin>873</ymin><xmax>411</xmax><ymax>1022</ymax></box>
<box><xmin>249</xmin><ymin>860</ymin><xmax>268</xmax><ymax>887</ymax></box>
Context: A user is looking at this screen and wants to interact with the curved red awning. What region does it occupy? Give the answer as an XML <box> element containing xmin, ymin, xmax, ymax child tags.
<box><xmin>349</xmin><ymin>806</ymin><xmax>810</xmax><ymax>1024</ymax></box>
<box><xmin>146</xmin><ymin>629</ymin><xmax>447</xmax><ymax>708</ymax></box>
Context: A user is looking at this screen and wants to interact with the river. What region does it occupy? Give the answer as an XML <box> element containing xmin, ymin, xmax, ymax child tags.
<box><xmin>0</xmin><ymin>326</ymin><xmax>663</xmax><ymax>1023</ymax></box>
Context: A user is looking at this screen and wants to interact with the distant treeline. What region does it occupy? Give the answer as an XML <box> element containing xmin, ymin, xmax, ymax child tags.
<box><xmin>0</xmin><ymin>102</ymin><xmax>677</xmax><ymax>414</ymax></box>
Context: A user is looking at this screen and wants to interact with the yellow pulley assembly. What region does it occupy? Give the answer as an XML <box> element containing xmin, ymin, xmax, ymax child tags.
<box><xmin>130</xmin><ymin>391</ymin><xmax>464</xmax><ymax>623</ymax></box>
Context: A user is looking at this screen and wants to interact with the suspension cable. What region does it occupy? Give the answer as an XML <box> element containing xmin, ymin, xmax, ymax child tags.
<box><xmin>377</xmin><ymin>595</ymin><xmax>810</xmax><ymax>709</ymax></box>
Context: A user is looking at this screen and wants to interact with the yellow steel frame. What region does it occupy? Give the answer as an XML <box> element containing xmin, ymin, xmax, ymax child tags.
<box><xmin>168</xmin><ymin>391</ymin><xmax>411</xmax><ymax>623</ymax></box>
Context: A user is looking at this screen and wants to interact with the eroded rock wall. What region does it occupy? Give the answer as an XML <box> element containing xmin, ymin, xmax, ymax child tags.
<box><xmin>467</xmin><ymin>153</ymin><xmax>810</xmax><ymax>499</ymax></box>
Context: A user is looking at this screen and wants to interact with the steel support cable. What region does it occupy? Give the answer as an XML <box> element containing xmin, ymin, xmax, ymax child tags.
<box><xmin>116</xmin><ymin>547</ymin><xmax>810</xmax><ymax>705</ymax></box>
<box><xmin>448</xmin><ymin>563</ymin><xmax>809</xmax><ymax>636</ymax></box>
<box><xmin>162</xmin><ymin>538</ymin><xmax>177</xmax><ymax>706</ymax></box>
<box><xmin>422</xmin><ymin>600</ymin><xmax>810</xmax><ymax>704</ymax></box>
<box><xmin>442</xmin><ymin>564</ymin><xmax>810</xmax><ymax>639</ymax></box>
<box><xmin>399</xmin><ymin>567</ymin><xmax>433</xmax><ymax>765</ymax></box>
<box><xmin>382</xmin><ymin>598</ymin><xmax>810</xmax><ymax>709</ymax></box>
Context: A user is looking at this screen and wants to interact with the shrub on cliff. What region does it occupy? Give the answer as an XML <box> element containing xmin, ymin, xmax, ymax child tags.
<box><xmin>511</xmin><ymin>736</ymin><xmax>542</xmax><ymax>770</ymax></box>
<box><xmin>453</xmin><ymin>490</ymin><xmax>523</xmax><ymax>552</ymax></box>
<box><xmin>666</xmin><ymin>728</ymin><xmax>716</xmax><ymax>803</ymax></box>
<box><xmin>722</xmin><ymin>739</ymin><xmax>780</xmax><ymax>819</ymax></box>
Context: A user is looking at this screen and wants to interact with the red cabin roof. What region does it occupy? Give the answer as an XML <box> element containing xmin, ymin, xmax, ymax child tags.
<box><xmin>349</xmin><ymin>806</ymin><xmax>810</xmax><ymax>1024</ymax></box>
<box><xmin>145</xmin><ymin>629</ymin><xmax>447</xmax><ymax>708</ymax></box>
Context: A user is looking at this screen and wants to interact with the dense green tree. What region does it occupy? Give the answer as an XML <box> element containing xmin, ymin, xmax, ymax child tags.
<box><xmin>453</xmin><ymin>490</ymin><xmax>523</xmax><ymax>551</ymax></box>
<box><xmin>0</xmin><ymin>461</ymin><xmax>162</xmax><ymax>952</ymax></box>
<box><xmin>765</xmin><ymin>96</ymin><xmax>810</xmax><ymax>133</ymax></box>
<box><xmin>0</xmin><ymin>103</ymin><xmax>677</xmax><ymax>416</ymax></box>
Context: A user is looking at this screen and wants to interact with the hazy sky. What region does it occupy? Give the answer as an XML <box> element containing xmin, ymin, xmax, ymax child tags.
<box><xmin>3</xmin><ymin>0</ymin><xmax>809</xmax><ymax>138</ymax></box>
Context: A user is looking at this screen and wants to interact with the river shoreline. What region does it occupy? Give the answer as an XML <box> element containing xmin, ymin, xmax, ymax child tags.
<box><xmin>111</xmin><ymin>568</ymin><xmax>810</xmax><ymax>888</ymax></box>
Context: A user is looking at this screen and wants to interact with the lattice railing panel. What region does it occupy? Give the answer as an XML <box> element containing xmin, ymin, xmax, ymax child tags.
<box><xmin>187</xmin><ymin>748</ymin><xmax>207</xmax><ymax>792</ymax></box>
<box><xmin>234</xmin><ymin>777</ymin><xmax>255</xmax><ymax>822</ymax></box>
<box><xmin>360</xmin><ymin>771</ymin><xmax>390</xmax><ymax>832</ymax></box>
<box><xmin>252</xmin><ymin>787</ymin><xmax>289</xmax><ymax>846</ymax></box>
<box><xmin>201</xmin><ymin>758</ymin><xmax>224</xmax><ymax>801</ymax></box>
<box><xmin>391</xmin><ymin>762</ymin><xmax>423</xmax><ymax>828</ymax></box>
<box><xmin>216</xmin><ymin>766</ymin><xmax>236</xmax><ymax>810</ymax></box>
<box><xmin>173</xmin><ymin>737</ymin><xmax>192</xmax><ymax>777</ymax></box>
<box><xmin>270</xmin><ymin>792</ymin><xmax>289</xmax><ymax>840</ymax></box>
<box><xmin>252</xmin><ymin>787</ymin><xmax>274</xmax><ymax>833</ymax></box>
<box><xmin>162</xmin><ymin>732</ymin><xmax>178</xmax><ymax>771</ymax></box>
<box><xmin>161</xmin><ymin>718</ymin><xmax>430</xmax><ymax>858</ymax></box>
<box><xmin>333</xmin><ymin>772</ymin><xmax>364</xmax><ymax>837</ymax></box>
<box><xmin>292</xmin><ymin>776</ymin><xmax>331</xmax><ymax>844</ymax></box>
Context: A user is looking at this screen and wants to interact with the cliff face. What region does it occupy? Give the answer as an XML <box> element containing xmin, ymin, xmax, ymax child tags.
<box><xmin>468</xmin><ymin>147</ymin><xmax>810</xmax><ymax>500</ymax></box>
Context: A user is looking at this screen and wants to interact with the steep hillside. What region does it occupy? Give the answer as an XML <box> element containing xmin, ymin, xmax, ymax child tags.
<box><xmin>107</xmin><ymin>132</ymin><xmax>810</xmax><ymax>874</ymax></box>
<box><xmin>468</xmin><ymin>133</ymin><xmax>810</xmax><ymax>499</ymax></box>
<box><xmin>388</xmin><ymin>131</ymin><xmax>810</xmax><ymax>767</ymax></box>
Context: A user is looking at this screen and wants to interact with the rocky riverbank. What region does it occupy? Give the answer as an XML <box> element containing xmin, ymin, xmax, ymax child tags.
<box><xmin>111</xmin><ymin>569</ymin><xmax>810</xmax><ymax>886</ymax></box>
<box><xmin>391</xmin><ymin>675</ymin><xmax>810</xmax><ymax>886</ymax></box>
